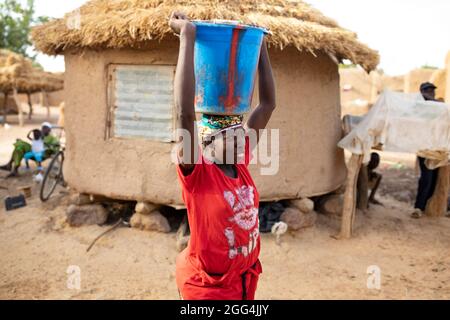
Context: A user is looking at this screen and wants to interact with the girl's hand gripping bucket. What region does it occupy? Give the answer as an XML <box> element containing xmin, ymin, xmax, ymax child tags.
<box><xmin>192</xmin><ymin>21</ymin><xmax>268</xmax><ymax>115</ymax></box>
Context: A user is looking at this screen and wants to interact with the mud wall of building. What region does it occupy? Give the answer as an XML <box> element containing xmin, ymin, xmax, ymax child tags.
<box><xmin>64</xmin><ymin>42</ymin><xmax>346</xmax><ymax>206</ymax></box>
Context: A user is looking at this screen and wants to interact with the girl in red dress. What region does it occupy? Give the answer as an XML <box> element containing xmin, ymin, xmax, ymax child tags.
<box><xmin>169</xmin><ymin>12</ymin><xmax>276</xmax><ymax>300</ymax></box>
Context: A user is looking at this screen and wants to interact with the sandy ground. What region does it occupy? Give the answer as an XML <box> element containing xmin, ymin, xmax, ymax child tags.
<box><xmin>0</xmin><ymin>107</ymin><xmax>449</xmax><ymax>300</ymax></box>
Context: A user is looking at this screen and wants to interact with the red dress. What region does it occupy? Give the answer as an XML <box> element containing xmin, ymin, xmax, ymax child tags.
<box><xmin>176</xmin><ymin>140</ymin><xmax>262</xmax><ymax>300</ymax></box>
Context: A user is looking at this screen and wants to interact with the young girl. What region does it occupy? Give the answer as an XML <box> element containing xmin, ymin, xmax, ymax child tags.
<box><xmin>24</xmin><ymin>129</ymin><xmax>45</xmax><ymax>170</ymax></box>
<box><xmin>170</xmin><ymin>12</ymin><xmax>276</xmax><ymax>300</ymax></box>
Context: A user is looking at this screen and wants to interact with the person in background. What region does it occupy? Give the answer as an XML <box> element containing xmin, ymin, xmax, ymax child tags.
<box><xmin>419</xmin><ymin>82</ymin><xmax>437</xmax><ymax>101</ymax></box>
<box><xmin>367</xmin><ymin>152</ymin><xmax>383</xmax><ymax>206</ymax></box>
<box><xmin>24</xmin><ymin>129</ymin><xmax>45</xmax><ymax>181</ymax></box>
<box><xmin>411</xmin><ymin>82</ymin><xmax>438</xmax><ymax>218</ymax></box>
<box><xmin>0</xmin><ymin>122</ymin><xmax>59</xmax><ymax>178</ymax></box>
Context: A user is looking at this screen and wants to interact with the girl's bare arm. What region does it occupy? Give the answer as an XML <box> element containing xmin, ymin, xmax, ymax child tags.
<box><xmin>170</xmin><ymin>12</ymin><xmax>197</xmax><ymax>174</ymax></box>
<box><xmin>246</xmin><ymin>40</ymin><xmax>276</xmax><ymax>140</ymax></box>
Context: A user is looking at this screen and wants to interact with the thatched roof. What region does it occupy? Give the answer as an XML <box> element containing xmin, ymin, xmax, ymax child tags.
<box><xmin>0</xmin><ymin>49</ymin><xmax>64</xmax><ymax>94</ymax></box>
<box><xmin>31</xmin><ymin>0</ymin><xmax>379</xmax><ymax>72</ymax></box>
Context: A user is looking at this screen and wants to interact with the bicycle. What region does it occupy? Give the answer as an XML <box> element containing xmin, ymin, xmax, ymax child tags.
<box><xmin>40</xmin><ymin>126</ymin><xmax>67</xmax><ymax>202</ymax></box>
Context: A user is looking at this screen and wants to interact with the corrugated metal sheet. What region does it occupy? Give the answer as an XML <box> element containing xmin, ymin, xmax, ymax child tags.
<box><xmin>111</xmin><ymin>65</ymin><xmax>175</xmax><ymax>142</ymax></box>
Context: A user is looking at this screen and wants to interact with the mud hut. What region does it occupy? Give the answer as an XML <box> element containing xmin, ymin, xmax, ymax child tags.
<box><xmin>404</xmin><ymin>68</ymin><xmax>435</xmax><ymax>94</ymax></box>
<box><xmin>340</xmin><ymin>68</ymin><xmax>406</xmax><ymax>116</ymax></box>
<box><xmin>430</xmin><ymin>69</ymin><xmax>447</xmax><ymax>101</ymax></box>
<box><xmin>32</xmin><ymin>0</ymin><xmax>379</xmax><ymax>209</ymax></box>
<box><xmin>339</xmin><ymin>68</ymin><xmax>374</xmax><ymax>116</ymax></box>
<box><xmin>446</xmin><ymin>52</ymin><xmax>450</xmax><ymax>103</ymax></box>
<box><xmin>381</xmin><ymin>74</ymin><xmax>404</xmax><ymax>93</ymax></box>
<box><xmin>431</xmin><ymin>51</ymin><xmax>450</xmax><ymax>103</ymax></box>
<box><xmin>0</xmin><ymin>49</ymin><xmax>64</xmax><ymax>125</ymax></box>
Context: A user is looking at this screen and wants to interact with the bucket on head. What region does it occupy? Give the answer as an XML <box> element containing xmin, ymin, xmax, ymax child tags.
<box><xmin>192</xmin><ymin>21</ymin><xmax>267</xmax><ymax>115</ymax></box>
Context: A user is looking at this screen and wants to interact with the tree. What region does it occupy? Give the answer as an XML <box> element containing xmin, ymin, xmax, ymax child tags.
<box><xmin>0</xmin><ymin>0</ymin><xmax>49</xmax><ymax>59</ymax></box>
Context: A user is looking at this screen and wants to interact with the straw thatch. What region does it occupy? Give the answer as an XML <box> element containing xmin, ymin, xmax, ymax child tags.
<box><xmin>0</xmin><ymin>49</ymin><xmax>64</xmax><ymax>94</ymax></box>
<box><xmin>31</xmin><ymin>0</ymin><xmax>379</xmax><ymax>72</ymax></box>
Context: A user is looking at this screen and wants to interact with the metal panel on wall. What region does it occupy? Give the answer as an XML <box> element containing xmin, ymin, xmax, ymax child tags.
<box><xmin>109</xmin><ymin>64</ymin><xmax>175</xmax><ymax>142</ymax></box>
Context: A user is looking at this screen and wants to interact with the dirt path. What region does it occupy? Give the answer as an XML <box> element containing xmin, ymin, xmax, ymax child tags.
<box><xmin>1</xmin><ymin>188</ymin><xmax>449</xmax><ymax>299</ymax></box>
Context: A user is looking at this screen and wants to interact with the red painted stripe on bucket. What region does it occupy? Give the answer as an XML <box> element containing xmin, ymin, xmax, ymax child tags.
<box><xmin>222</xmin><ymin>27</ymin><xmax>241</xmax><ymax>111</ymax></box>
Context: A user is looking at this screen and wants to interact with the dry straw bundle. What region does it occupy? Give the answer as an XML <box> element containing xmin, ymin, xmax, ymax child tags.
<box><xmin>32</xmin><ymin>0</ymin><xmax>379</xmax><ymax>72</ymax></box>
<box><xmin>0</xmin><ymin>49</ymin><xmax>64</xmax><ymax>94</ymax></box>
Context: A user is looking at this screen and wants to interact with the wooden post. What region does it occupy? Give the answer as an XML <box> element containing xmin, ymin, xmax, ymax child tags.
<box><xmin>26</xmin><ymin>92</ymin><xmax>33</xmax><ymax>120</ymax></box>
<box><xmin>357</xmin><ymin>164</ymin><xmax>369</xmax><ymax>211</ymax></box>
<box><xmin>42</xmin><ymin>90</ymin><xmax>50</xmax><ymax>119</ymax></box>
<box><xmin>424</xmin><ymin>165</ymin><xmax>449</xmax><ymax>217</ymax></box>
<box><xmin>337</xmin><ymin>153</ymin><xmax>363</xmax><ymax>239</ymax></box>
<box><xmin>12</xmin><ymin>88</ymin><xmax>24</xmax><ymax>127</ymax></box>
<box><xmin>1</xmin><ymin>92</ymin><xmax>7</xmax><ymax>125</ymax></box>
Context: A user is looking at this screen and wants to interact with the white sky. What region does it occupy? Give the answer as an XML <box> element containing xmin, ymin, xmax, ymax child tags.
<box><xmin>33</xmin><ymin>0</ymin><xmax>450</xmax><ymax>76</ymax></box>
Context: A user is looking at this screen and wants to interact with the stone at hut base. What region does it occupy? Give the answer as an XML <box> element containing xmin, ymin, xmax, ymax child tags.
<box><xmin>66</xmin><ymin>204</ymin><xmax>108</xmax><ymax>227</ymax></box>
<box><xmin>130</xmin><ymin>211</ymin><xmax>170</xmax><ymax>233</ymax></box>
<box><xmin>69</xmin><ymin>193</ymin><xmax>110</xmax><ymax>206</ymax></box>
<box><xmin>135</xmin><ymin>202</ymin><xmax>157</xmax><ymax>215</ymax></box>
<box><xmin>290</xmin><ymin>198</ymin><xmax>314</xmax><ymax>213</ymax></box>
<box><xmin>317</xmin><ymin>194</ymin><xmax>343</xmax><ymax>217</ymax></box>
<box><xmin>280</xmin><ymin>207</ymin><xmax>317</xmax><ymax>231</ymax></box>
<box><xmin>69</xmin><ymin>193</ymin><xmax>92</xmax><ymax>206</ymax></box>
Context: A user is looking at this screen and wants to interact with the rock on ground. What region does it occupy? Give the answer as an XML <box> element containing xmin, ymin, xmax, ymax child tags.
<box><xmin>290</xmin><ymin>198</ymin><xmax>314</xmax><ymax>213</ymax></box>
<box><xmin>280</xmin><ymin>207</ymin><xmax>317</xmax><ymax>230</ymax></box>
<box><xmin>135</xmin><ymin>202</ymin><xmax>158</xmax><ymax>215</ymax></box>
<box><xmin>317</xmin><ymin>194</ymin><xmax>343</xmax><ymax>217</ymax></box>
<box><xmin>130</xmin><ymin>211</ymin><xmax>170</xmax><ymax>233</ymax></box>
<box><xmin>69</xmin><ymin>193</ymin><xmax>92</xmax><ymax>206</ymax></box>
<box><xmin>66</xmin><ymin>204</ymin><xmax>108</xmax><ymax>227</ymax></box>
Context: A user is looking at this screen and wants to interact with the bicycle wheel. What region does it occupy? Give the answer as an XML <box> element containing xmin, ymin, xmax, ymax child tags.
<box><xmin>40</xmin><ymin>151</ymin><xmax>64</xmax><ymax>202</ymax></box>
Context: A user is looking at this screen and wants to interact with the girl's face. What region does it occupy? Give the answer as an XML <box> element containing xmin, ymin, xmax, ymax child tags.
<box><xmin>33</xmin><ymin>130</ymin><xmax>42</xmax><ymax>140</ymax></box>
<box><xmin>203</xmin><ymin>126</ymin><xmax>246</xmax><ymax>164</ymax></box>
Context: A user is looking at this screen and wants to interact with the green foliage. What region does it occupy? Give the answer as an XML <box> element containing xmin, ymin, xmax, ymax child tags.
<box><xmin>0</xmin><ymin>0</ymin><xmax>49</xmax><ymax>59</ymax></box>
<box><xmin>420</xmin><ymin>64</ymin><xmax>438</xmax><ymax>70</ymax></box>
<box><xmin>31</xmin><ymin>59</ymin><xmax>43</xmax><ymax>69</ymax></box>
<box><xmin>339</xmin><ymin>63</ymin><xmax>357</xmax><ymax>69</ymax></box>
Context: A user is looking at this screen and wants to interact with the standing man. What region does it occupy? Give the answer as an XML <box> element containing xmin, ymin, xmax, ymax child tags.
<box><xmin>411</xmin><ymin>82</ymin><xmax>438</xmax><ymax>218</ymax></box>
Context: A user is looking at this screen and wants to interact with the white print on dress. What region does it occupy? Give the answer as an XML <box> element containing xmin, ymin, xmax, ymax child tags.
<box><xmin>224</xmin><ymin>227</ymin><xmax>259</xmax><ymax>260</ymax></box>
<box><xmin>223</xmin><ymin>186</ymin><xmax>260</xmax><ymax>259</ymax></box>
<box><xmin>224</xmin><ymin>186</ymin><xmax>258</xmax><ymax>231</ymax></box>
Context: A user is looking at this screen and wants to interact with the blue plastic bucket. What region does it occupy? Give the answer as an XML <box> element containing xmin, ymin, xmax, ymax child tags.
<box><xmin>192</xmin><ymin>21</ymin><xmax>267</xmax><ymax>115</ymax></box>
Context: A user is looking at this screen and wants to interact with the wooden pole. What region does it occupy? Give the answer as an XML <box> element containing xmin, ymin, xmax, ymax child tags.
<box><xmin>12</xmin><ymin>88</ymin><xmax>24</xmax><ymax>127</ymax></box>
<box><xmin>424</xmin><ymin>165</ymin><xmax>449</xmax><ymax>217</ymax></box>
<box><xmin>357</xmin><ymin>164</ymin><xmax>369</xmax><ymax>211</ymax></box>
<box><xmin>42</xmin><ymin>90</ymin><xmax>50</xmax><ymax>119</ymax></box>
<box><xmin>337</xmin><ymin>153</ymin><xmax>363</xmax><ymax>239</ymax></box>
<box><xmin>27</xmin><ymin>92</ymin><xmax>33</xmax><ymax>120</ymax></box>
<box><xmin>1</xmin><ymin>92</ymin><xmax>7</xmax><ymax>125</ymax></box>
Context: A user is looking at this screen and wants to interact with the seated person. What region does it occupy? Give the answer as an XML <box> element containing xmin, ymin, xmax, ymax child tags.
<box><xmin>0</xmin><ymin>122</ymin><xmax>59</xmax><ymax>178</ymax></box>
<box><xmin>24</xmin><ymin>129</ymin><xmax>45</xmax><ymax>175</ymax></box>
<box><xmin>367</xmin><ymin>152</ymin><xmax>382</xmax><ymax>205</ymax></box>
